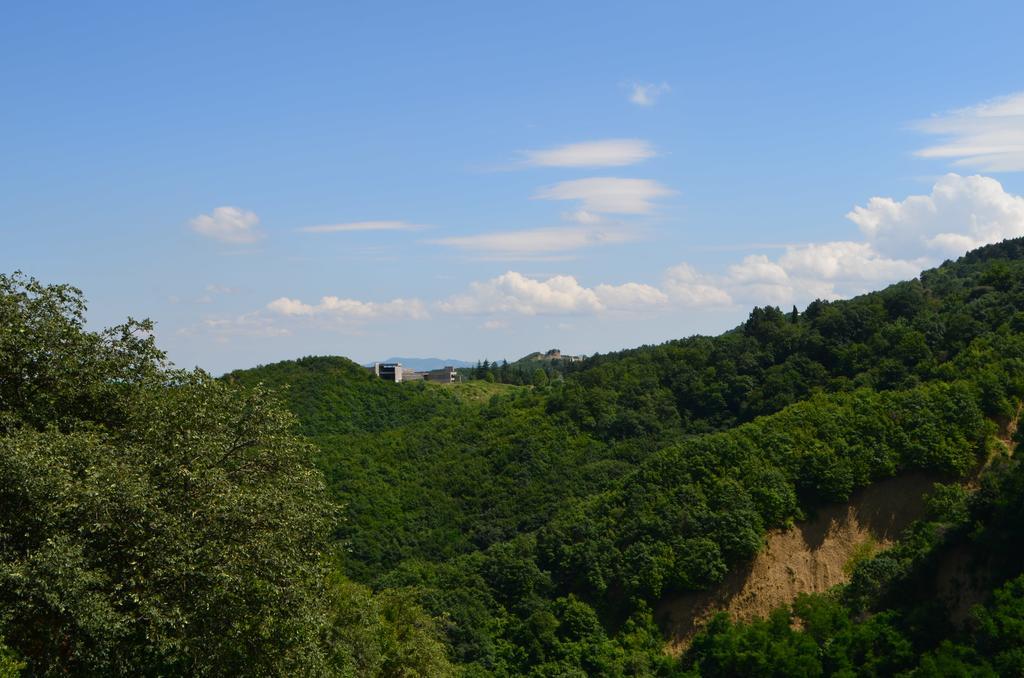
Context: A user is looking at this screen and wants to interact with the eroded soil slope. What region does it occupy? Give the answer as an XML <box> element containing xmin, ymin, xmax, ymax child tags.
<box><xmin>657</xmin><ymin>472</ymin><xmax>941</xmax><ymax>654</ymax></box>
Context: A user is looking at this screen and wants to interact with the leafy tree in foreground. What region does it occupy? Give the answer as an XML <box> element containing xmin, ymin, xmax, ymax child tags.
<box><xmin>0</xmin><ymin>273</ymin><xmax>454</xmax><ymax>676</ymax></box>
<box><xmin>0</xmin><ymin>272</ymin><xmax>335</xmax><ymax>674</ymax></box>
<box><xmin>0</xmin><ymin>378</ymin><xmax>336</xmax><ymax>675</ymax></box>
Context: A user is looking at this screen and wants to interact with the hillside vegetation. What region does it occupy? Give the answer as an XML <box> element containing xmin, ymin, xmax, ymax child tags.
<box><xmin>1</xmin><ymin>237</ymin><xmax>1024</xmax><ymax>675</ymax></box>
<box><xmin>226</xmin><ymin>239</ymin><xmax>1024</xmax><ymax>675</ymax></box>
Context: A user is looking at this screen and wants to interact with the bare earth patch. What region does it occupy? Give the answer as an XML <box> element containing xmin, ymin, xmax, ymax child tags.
<box><xmin>657</xmin><ymin>472</ymin><xmax>941</xmax><ymax>654</ymax></box>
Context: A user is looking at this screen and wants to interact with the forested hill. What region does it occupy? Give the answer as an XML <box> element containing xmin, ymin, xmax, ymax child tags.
<box><xmin>545</xmin><ymin>236</ymin><xmax>1024</xmax><ymax>438</ymax></box>
<box><xmin>218</xmin><ymin>238</ymin><xmax>1024</xmax><ymax>675</ymax></box>
<box><xmin>1</xmin><ymin>241</ymin><xmax>1020</xmax><ymax>674</ymax></box>
<box><xmin>224</xmin><ymin>355</ymin><xmax>465</xmax><ymax>436</ymax></box>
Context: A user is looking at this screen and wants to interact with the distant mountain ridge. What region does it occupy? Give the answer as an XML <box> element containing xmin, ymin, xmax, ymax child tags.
<box><xmin>364</xmin><ymin>357</ymin><xmax>475</xmax><ymax>371</ymax></box>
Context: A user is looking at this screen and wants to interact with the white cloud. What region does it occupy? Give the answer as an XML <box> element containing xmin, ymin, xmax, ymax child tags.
<box><xmin>267</xmin><ymin>296</ymin><xmax>428</xmax><ymax>320</ymax></box>
<box><xmin>430</xmin><ymin>225</ymin><xmax>636</xmax><ymax>258</ymax></box>
<box><xmin>777</xmin><ymin>242</ymin><xmax>922</xmax><ymax>282</ymax></box>
<box><xmin>266</xmin><ymin>297</ymin><xmax>316</xmax><ymax>316</ymax></box>
<box><xmin>439</xmin><ymin>272</ymin><xmax>603</xmax><ymax>315</ymax></box>
<box><xmin>666</xmin><ymin>241</ymin><xmax>920</xmax><ymax>310</ymax></box>
<box><xmin>721</xmin><ymin>243</ymin><xmax>920</xmax><ymax>307</ymax></box>
<box><xmin>198</xmin><ymin>174</ymin><xmax>1024</xmax><ymax>335</ymax></box>
<box><xmin>439</xmin><ymin>271</ymin><xmax>666</xmax><ymax>316</ymax></box>
<box><xmin>915</xmin><ymin>92</ymin><xmax>1024</xmax><ymax>171</ymax></box>
<box><xmin>521</xmin><ymin>139</ymin><xmax>656</xmax><ymax>168</ymax></box>
<box><xmin>564</xmin><ymin>210</ymin><xmax>604</xmax><ymax>224</ymax></box>
<box><xmin>177</xmin><ymin>313</ymin><xmax>290</xmax><ymax>343</ymax></box>
<box><xmin>594</xmin><ymin>281</ymin><xmax>668</xmax><ymax>308</ymax></box>
<box><xmin>190</xmin><ymin>206</ymin><xmax>263</xmax><ymax>244</ymax></box>
<box><xmin>846</xmin><ymin>174</ymin><xmax>1024</xmax><ymax>258</ymax></box>
<box><xmin>300</xmin><ymin>220</ymin><xmax>425</xmax><ymax>233</ymax></box>
<box><xmin>701</xmin><ymin>172</ymin><xmax>1024</xmax><ymax>307</ymax></box>
<box><xmin>183</xmin><ymin>294</ymin><xmax>427</xmax><ymax>344</ymax></box>
<box><xmin>629</xmin><ymin>82</ymin><xmax>670</xmax><ymax>107</ymax></box>
<box><xmin>662</xmin><ymin>264</ymin><xmax>733</xmax><ymax>307</ymax></box>
<box><xmin>724</xmin><ymin>255</ymin><xmax>837</xmax><ymax>306</ymax></box>
<box><xmin>534</xmin><ymin>177</ymin><xmax>674</xmax><ymax>214</ymax></box>
<box><xmin>727</xmin><ymin>255</ymin><xmax>789</xmax><ymax>285</ymax></box>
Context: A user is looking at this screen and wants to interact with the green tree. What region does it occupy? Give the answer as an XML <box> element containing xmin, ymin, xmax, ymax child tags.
<box><xmin>326</xmin><ymin>576</ymin><xmax>455</xmax><ymax>677</ymax></box>
<box><xmin>532</xmin><ymin>369</ymin><xmax>549</xmax><ymax>388</ymax></box>
<box><xmin>0</xmin><ymin>273</ymin><xmax>337</xmax><ymax>675</ymax></box>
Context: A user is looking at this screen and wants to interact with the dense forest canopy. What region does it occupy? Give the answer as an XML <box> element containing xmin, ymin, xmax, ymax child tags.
<box><xmin>2</xmin><ymin>237</ymin><xmax>1024</xmax><ymax>675</ymax></box>
<box><xmin>224</xmin><ymin>238</ymin><xmax>1024</xmax><ymax>675</ymax></box>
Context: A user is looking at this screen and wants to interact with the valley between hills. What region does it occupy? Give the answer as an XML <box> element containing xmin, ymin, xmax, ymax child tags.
<box><xmin>4</xmin><ymin>237</ymin><xmax>1024</xmax><ymax>675</ymax></box>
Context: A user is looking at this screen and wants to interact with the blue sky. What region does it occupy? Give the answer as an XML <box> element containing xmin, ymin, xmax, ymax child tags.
<box><xmin>5</xmin><ymin>2</ymin><xmax>1024</xmax><ymax>373</ymax></box>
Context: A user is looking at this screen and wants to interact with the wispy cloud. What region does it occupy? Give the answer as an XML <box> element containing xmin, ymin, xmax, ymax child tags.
<box><xmin>915</xmin><ymin>92</ymin><xmax>1024</xmax><ymax>171</ymax></box>
<box><xmin>182</xmin><ymin>293</ymin><xmax>429</xmax><ymax>343</ymax></box>
<box><xmin>176</xmin><ymin>312</ymin><xmax>290</xmax><ymax>343</ymax></box>
<box><xmin>534</xmin><ymin>177</ymin><xmax>674</xmax><ymax>214</ymax></box>
<box><xmin>563</xmin><ymin>210</ymin><xmax>605</xmax><ymax>224</ymax></box>
<box><xmin>430</xmin><ymin>225</ymin><xmax>637</xmax><ymax>258</ymax></box>
<box><xmin>439</xmin><ymin>174</ymin><xmax>1024</xmax><ymax>316</ymax></box>
<box><xmin>201</xmin><ymin>175</ymin><xmax>1024</xmax><ymax>334</ymax></box>
<box><xmin>520</xmin><ymin>139</ymin><xmax>656</xmax><ymax>168</ymax></box>
<box><xmin>190</xmin><ymin>206</ymin><xmax>263</xmax><ymax>244</ymax></box>
<box><xmin>195</xmin><ymin>283</ymin><xmax>240</xmax><ymax>304</ymax></box>
<box><xmin>267</xmin><ymin>295</ymin><xmax>428</xmax><ymax>320</ymax></box>
<box><xmin>629</xmin><ymin>82</ymin><xmax>670</xmax><ymax>106</ymax></box>
<box><xmin>300</xmin><ymin>220</ymin><xmax>426</xmax><ymax>233</ymax></box>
